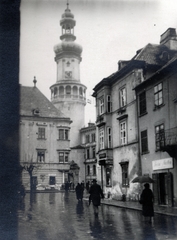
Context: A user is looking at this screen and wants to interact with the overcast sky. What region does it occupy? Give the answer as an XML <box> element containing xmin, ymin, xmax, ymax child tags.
<box><xmin>20</xmin><ymin>0</ymin><xmax>177</xmax><ymax>124</ymax></box>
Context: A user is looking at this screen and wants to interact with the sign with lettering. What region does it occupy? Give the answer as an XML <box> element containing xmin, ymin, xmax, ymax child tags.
<box><xmin>152</xmin><ymin>158</ymin><xmax>173</xmax><ymax>170</ymax></box>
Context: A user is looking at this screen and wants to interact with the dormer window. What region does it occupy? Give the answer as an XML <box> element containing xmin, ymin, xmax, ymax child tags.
<box><xmin>33</xmin><ymin>108</ymin><xmax>40</xmax><ymax>116</ymax></box>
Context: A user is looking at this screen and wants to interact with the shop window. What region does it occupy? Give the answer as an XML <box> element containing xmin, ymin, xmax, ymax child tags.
<box><xmin>37</xmin><ymin>150</ymin><xmax>45</xmax><ymax>163</ymax></box>
<box><xmin>120</xmin><ymin>162</ymin><xmax>129</xmax><ymax>187</ymax></box>
<box><xmin>106</xmin><ymin>168</ymin><xmax>111</xmax><ymax>186</ymax></box>
<box><xmin>141</xmin><ymin>130</ymin><xmax>148</xmax><ymax>154</ymax></box>
<box><xmin>155</xmin><ymin>124</ymin><xmax>165</xmax><ymax>151</ymax></box>
<box><xmin>139</xmin><ymin>91</ymin><xmax>147</xmax><ymax>115</ymax></box>
<box><xmin>154</xmin><ymin>82</ymin><xmax>163</xmax><ymax>107</ymax></box>
<box><xmin>120</xmin><ymin>121</ymin><xmax>127</xmax><ymax>145</ymax></box>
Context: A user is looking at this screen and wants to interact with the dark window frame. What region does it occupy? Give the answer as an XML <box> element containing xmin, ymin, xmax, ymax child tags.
<box><xmin>141</xmin><ymin>130</ymin><xmax>148</xmax><ymax>154</ymax></box>
<box><xmin>139</xmin><ymin>91</ymin><xmax>147</xmax><ymax>115</ymax></box>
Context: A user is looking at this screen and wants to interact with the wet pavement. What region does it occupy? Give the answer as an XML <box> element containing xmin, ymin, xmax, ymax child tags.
<box><xmin>16</xmin><ymin>192</ymin><xmax>177</xmax><ymax>240</ymax></box>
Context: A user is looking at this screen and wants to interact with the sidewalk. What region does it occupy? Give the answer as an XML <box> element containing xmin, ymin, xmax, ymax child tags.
<box><xmin>101</xmin><ymin>198</ymin><xmax>177</xmax><ymax>217</ymax></box>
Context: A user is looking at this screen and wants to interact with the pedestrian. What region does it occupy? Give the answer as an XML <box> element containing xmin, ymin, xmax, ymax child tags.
<box><xmin>86</xmin><ymin>181</ymin><xmax>90</xmax><ymax>193</ymax></box>
<box><xmin>139</xmin><ymin>183</ymin><xmax>154</xmax><ymax>223</ymax></box>
<box><xmin>75</xmin><ymin>183</ymin><xmax>83</xmax><ymax>201</ymax></box>
<box><xmin>65</xmin><ymin>181</ymin><xmax>70</xmax><ymax>192</ymax></box>
<box><xmin>89</xmin><ymin>179</ymin><xmax>104</xmax><ymax>216</ymax></box>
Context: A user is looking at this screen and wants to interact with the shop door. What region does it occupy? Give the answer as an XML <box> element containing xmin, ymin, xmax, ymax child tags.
<box><xmin>165</xmin><ymin>172</ymin><xmax>173</xmax><ymax>207</ymax></box>
<box><xmin>49</xmin><ymin>176</ymin><xmax>56</xmax><ymax>185</ymax></box>
<box><xmin>159</xmin><ymin>173</ymin><xmax>167</xmax><ymax>205</ymax></box>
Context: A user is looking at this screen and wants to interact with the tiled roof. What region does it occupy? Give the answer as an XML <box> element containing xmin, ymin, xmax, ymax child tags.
<box><xmin>20</xmin><ymin>86</ymin><xmax>66</xmax><ymax>118</ymax></box>
<box><xmin>133</xmin><ymin>43</ymin><xmax>170</xmax><ymax>65</ymax></box>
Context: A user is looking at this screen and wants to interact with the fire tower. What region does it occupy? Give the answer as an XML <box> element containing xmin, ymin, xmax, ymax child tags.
<box><xmin>50</xmin><ymin>2</ymin><xmax>86</xmax><ymax>147</ymax></box>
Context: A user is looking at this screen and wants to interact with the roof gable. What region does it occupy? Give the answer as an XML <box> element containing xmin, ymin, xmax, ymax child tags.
<box><xmin>20</xmin><ymin>86</ymin><xmax>66</xmax><ymax>118</ymax></box>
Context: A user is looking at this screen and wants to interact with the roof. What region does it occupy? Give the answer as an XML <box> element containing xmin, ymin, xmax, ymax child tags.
<box><xmin>134</xmin><ymin>55</ymin><xmax>177</xmax><ymax>90</ymax></box>
<box><xmin>133</xmin><ymin>43</ymin><xmax>171</xmax><ymax>65</ymax></box>
<box><xmin>20</xmin><ymin>86</ymin><xmax>67</xmax><ymax>119</ymax></box>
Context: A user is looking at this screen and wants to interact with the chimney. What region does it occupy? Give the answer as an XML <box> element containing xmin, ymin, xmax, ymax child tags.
<box><xmin>160</xmin><ymin>28</ymin><xmax>177</xmax><ymax>50</ymax></box>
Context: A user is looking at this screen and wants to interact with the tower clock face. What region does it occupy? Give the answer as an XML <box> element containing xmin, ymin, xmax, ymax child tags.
<box><xmin>65</xmin><ymin>71</ymin><xmax>72</xmax><ymax>78</ymax></box>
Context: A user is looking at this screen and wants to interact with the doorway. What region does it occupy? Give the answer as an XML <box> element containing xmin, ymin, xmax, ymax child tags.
<box><xmin>49</xmin><ymin>176</ymin><xmax>56</xmax><ymax>185</ymax></box>
<box><xmin>159</xmin><ymin>173</ymin><xmax>168</xmax><ymax>205</ymax></box>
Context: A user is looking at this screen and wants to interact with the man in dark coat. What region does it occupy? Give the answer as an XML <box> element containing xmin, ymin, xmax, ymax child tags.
<box><xmin>140</xmin><ymin>183</ymin><xmax>154</xmax><ymax>222</ymax></box>
<box><xmin>89</xmin><ymin>179</ymin><xmax>104</xmax><ymax>216</ymax></box>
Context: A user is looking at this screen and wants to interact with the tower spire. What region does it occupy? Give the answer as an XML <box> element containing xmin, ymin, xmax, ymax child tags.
<box><xmin>66</xmin><ymin>0</ymin><xmax>69</xmax><ymax>9</ymax></box>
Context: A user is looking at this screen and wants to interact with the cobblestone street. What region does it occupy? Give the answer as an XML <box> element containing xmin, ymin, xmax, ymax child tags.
<box><xmin>16</xmin><ymin>192</ymin><xmax>177</xmax><ymax>240</ymax></box>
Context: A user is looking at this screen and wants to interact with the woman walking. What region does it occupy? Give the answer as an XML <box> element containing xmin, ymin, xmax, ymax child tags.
<box><xmin>140</xmin><ymin>183</ymin><xmax>154</xmax><ymax>223</ymax></box>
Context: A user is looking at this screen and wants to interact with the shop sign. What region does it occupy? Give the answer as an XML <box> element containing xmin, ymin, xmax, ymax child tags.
<box><xmin>152</xmin><ymin>158</ymin><xmax>173</xmax><ymax>170</ymax></box>
<box><xmin>99</xmin><ymin>153</ymin><xmax>106</xmax><ymax>159</ymax></box>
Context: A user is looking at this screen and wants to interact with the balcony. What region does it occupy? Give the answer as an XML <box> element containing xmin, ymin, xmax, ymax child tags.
<box><xmin>160</xmin><ymin>127</ymin><xmax>177</xmax><ymax>158</ymax></box>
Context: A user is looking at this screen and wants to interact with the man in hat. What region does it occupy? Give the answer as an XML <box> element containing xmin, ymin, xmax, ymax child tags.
<box><xmin>89</xmin><ymin>179</ymin><xmax>104</xmax><ymax>216</ymax></box>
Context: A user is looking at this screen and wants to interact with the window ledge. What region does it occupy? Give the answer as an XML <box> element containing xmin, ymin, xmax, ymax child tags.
<box><xmin>139</xmin><ymin>112</ymin><xmax>148</xmax><ymax>118</ymax></box>
<box><xmin>37</xmin><ymin>138</ymin><xmax>46</xmax><ymax>140</ymax></box>
<box><xmin>57</xmin><ymin>139</ymin><xmax>70</xmax><ymax>141</ymax></box>
<box><xmin>153</xmin><ymin>103</ymin><xmax>165</xmax><ymax>111</ymax></box>
<box><xmin>141</xmin><ymin>151</ymin><xmax>150</xmax><ymax>155</ymax></box>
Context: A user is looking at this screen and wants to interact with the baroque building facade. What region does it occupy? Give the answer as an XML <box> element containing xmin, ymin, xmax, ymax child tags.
<box><xmin>20</xmin><ymin>80</ymin><xmax>72</xmax><ymax>190</ymax></box>
<box><xmin>93</xmin><ymin>28</ymin><xmax>177</xmax><ymax>205</ymax></box>
<box><xmin>80</xmin><ymin>123</ymin><xmax>97</xmax><ymax>186</ymax></box>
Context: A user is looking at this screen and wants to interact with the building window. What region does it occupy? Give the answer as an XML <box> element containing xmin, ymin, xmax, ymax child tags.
<box><xmin>154</xmin><ymin>83</ymin><xmax>163</xmax><ymax>107</ymax></box>
<box><xmin>107</xmin><ymin>127</ymin><xmax>112</xmax><ymax>148</ymax></box>
<box><xmin>120</xmin><ymin>121</ymin><xmax>127</xmax><ymax>145</ymax></box>
<box><xmin>141</xmin><ymin>130</ymin><xmax>148</xmax><ymax>154</ymax></box>
<box><xmin>93</xmin><ymin>165</ymin><xmax>96</xmax><ymax>176</ymax></box>
<box><xmin>58</xmin><ymin>152</ymin><xmax>69</xmax><ymax>163</ymax></box>
<box><xmin>58</xmin><ymin>129</ymin><xmax>69</xmax><ymax>140</ymax></box>
<box><xmin>86</xmin><ymin>134</ymin><xmax>90</xmax><ymax>143</ymax></box>
<box><xmin>120</xmin><ymin>87</ymin><xmax>126</xmax><ymax>107</ymax></box>
<box><xmin>38</xmin><ymin>127</ymin><xmax>45</xmax><ymax>139</ymax></box>
<box><xmin>120</xmin><ymin>162</ymin><xmax>129</xmax><ymax>187</ymax></box>
<box><xmin>155</xmin><ymin>124</ymin><xmax>165</xmax><ymax>151</ymax></box>
<box><xmin>106</xmin><ymin>168</ymin><xmax>111</xmax><ymax>186</ymax></box>
<box><xmin>99</xmin><ymin>128</ymin><xmax>104</xmax><ymax>150</ymax></box>
<box><xmin>92</xmin><ymin>147</ymin><xmax>96</xmax><ymax>158</ymax></box>
<box><xmin>99</xmin><ymin>97</ymin><xmax>104</xmax><ymax>115</ymax></box>
<box><xmin>139</xmin><ymin>92</ymin><xmax>147</xmax><ymax>115</ymax></box>
<box><xmin>86</xmin><ymin>148</ymin><xmax>90</xmax><ymax>159</ymax></box>
<box><xmin>37</xmin><ymin>150</ymin><xmax>45</xmax><ymax>163</ymax></box>
<box><xmin>87</xmin><ymin>165</ymin><xmax>90</xmax><ymax>175</ymax></box>
<box><xmin>91</xmin><ymin>133</ymin><xmax>95</xmax><ymax>142</ymax></box>
<box><xmin>107</xmin><ymin>95</ymin><xmax>112</xmax><ymax>113</ymax></box>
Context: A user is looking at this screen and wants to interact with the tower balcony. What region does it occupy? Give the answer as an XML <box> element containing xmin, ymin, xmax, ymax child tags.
<box><xmin>160</xmin><ymin>127</ymin><xmax>177</xmax><ymax>158</ymax></box>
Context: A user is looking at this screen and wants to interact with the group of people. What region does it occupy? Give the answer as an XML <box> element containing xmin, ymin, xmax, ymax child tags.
<box><xmin>75</xmin><ymin>179</ymin><xmax>104</xmax><ymax>216</ymax></box>
<box><xmin>75</xmin><ymin>180</ymin><xmax>154</xmax><ymax>221</ymax></box>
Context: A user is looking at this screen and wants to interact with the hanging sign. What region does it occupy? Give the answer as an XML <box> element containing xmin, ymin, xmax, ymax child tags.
<box><xmin>152</xmin><ymin>158</ymin><xmax>173</xmax><ymax>170</ymax></box>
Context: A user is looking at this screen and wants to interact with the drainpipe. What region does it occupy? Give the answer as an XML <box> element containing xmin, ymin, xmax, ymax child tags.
<box><xmin>135</xmin><ymin>89</ymin><xmax>142</xmax><ymax>176</ymax></box>
<box><xmin>101</xmin><ymin>165</ymin><xmax>103</xmax><ymax>190</ymax></box>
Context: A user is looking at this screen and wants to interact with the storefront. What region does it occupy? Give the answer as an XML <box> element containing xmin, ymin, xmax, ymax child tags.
<box><xmin>152</xmin><ymin>157</ymin><xmax>174</xmax><ymax>206</ymax></box>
